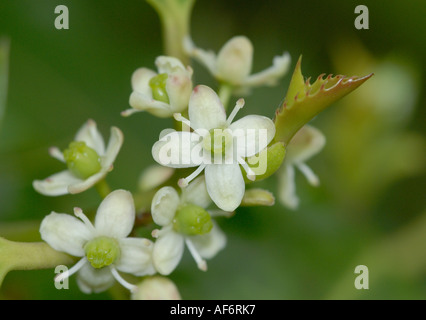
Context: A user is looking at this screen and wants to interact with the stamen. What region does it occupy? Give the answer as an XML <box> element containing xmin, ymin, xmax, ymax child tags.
<box><xmin>238</xmin><ymin>157</ymin><xmax>256</xmax><ymax>181</ymax></box>
<box><xmin>178</xmin><ymin>165</ymin><xmax>206</xmax><ymax>188</ymax></box>
<box><xmin>49</xmin><ymin>147</ymin><xmax>65</xmax><ymax>163</ymax></box>
<box><xmin>55</xmin><ymin>257</ymin><xmax>87</xmax><ymax>283</ymax></box>
<box><xmin>74</xmin><ymin>207</ymin><xmax>96</xmax><ymax>232</ymax></box>
<box><xmin>173</xmin><ymin>113</ymin><xmax>192</xmax><ymax>132</ymax></box>
<box><xmin>296</xmin><ymin>163</ymin><xmax>319</xmax><ymax>186</ymax></box>
<box><xmin>226</xmin><ymin>98</ymin><xmax>245</xmax><ymax>125</ymax></box>
<box><xmin>185</xmin><ymin>238</ymin><xmax>207</xmax><ymax>271</ymax></box>
<box><xmin>110</xmin><ymin>267</ymin><xmax>138</xmax><ymax>292</ymax></box>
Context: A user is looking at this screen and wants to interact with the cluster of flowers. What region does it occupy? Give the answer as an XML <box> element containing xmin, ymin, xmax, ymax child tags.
<box><xmin>33</xmin><ymin>36</ymin><xmax>325</xmax><ymax>297</ymax></box>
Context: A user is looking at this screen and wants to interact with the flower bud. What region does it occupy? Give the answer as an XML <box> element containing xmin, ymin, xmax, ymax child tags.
<box><xmin>63</xmin><ymin>141</ymin><xmax>102</xmax><ymax>179</ymax></box>
<box><xmin>173</xmin><ymin>204</ymin><xmax>213</xmax><ymax>236</ymax></box>
<box><xmin>131</xmin><ymin>276</ymin><xmax>181</xmax><ymax>300</ymax></box>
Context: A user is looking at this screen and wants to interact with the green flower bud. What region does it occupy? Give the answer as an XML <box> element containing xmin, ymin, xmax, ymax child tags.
<box><xmin>84</xmin><ymin>236</ymin><xmax>120</xmax><ymax>269</ymax></box>
<box><xmin>173</xmin><ymin>204</ymin><xmax>213</xmax><ymax>236</ymax></box>
<box><xmin>149</xmin><ymin>73</ymin><xmax>170</xmax><ymax>104</ymax></box>
<box><xmin>63</xmin><ymin>141</ymin><xmax>102</xmax><ymax>179</ymax></box>
<box><xmin>203</xmin><ymin>128</ymin><xmax>233</xmax><ymax>156</ymax></box>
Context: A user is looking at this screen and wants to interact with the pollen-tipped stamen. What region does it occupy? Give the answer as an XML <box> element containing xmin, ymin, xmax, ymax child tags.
<box><xmin>178</xmin><ymin>164</ymin><xmax>206</xmax><ymax>188</ymax></box>
<box><xmin>226</xmin><ymin>98</ymin><xmax>245</xmax><ymax>125</ymax></box>
<box><xmin>54</xmin><ymin>257</ymin><xmax>87</xmax><ymax>283</ymax></box>
<box><xmin>185</xmin><ymin>238</ymin><xmax>207</xmax><ymax>272</ymax></box>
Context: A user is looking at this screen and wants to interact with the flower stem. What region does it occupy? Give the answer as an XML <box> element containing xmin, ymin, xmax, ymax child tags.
<box><xmin>95</xmin><ymin>178</ymin><xmax>112</xmax><ymax>199</ymax></box>
<box><xmin>0</xmin><ymin>237</ymin><xmax>74</xmax><ymax>287</ymax></box>
<box><xmin>218</xmin><ymin>84</ymin><xmax>233</xmax><ymax>110</ymax></box>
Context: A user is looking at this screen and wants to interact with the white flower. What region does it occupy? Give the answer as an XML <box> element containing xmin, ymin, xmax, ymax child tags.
<box><xmin>40</xmin><ymin>190</ymin><xmax>155</xmax><ymax>294</ymax></box>
<box><xmin>122</xmin><ymin>56</ymin><xmax>193</xmax><ymax>118</ymax></box>
<box><xmin>152</xmin><ymin>85</ymin><xmax>276</xmax><ymax>211</ymax></box>
<box><xmin>151</xmin><ymin>176</ymin><xmax>227</xmax><ymax>275</ymax></box>
<box><xmin>33</xmin><ymin>119</ymin><xmax>123</xmax><ymax>196</ymax></box>
<box><xmin>184</xmin><ymin>35</ymin><xmax>290</xmax><ymax>93</ymax></box>
<box><xmin>131</xmin><ymin>276</ymin><xmax>181</xmax><ymax>300</ymax></box>
<box><xmin>278</xmin><ymin>125</ymin><xmax>326</xmax><ymax>209</ymax></box>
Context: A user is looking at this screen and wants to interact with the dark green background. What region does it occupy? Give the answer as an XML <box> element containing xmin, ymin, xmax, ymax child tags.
<box><xmin>0</xmin><ymin>0</ymin><xmax>425</xmax><ymax>299</ymax></box>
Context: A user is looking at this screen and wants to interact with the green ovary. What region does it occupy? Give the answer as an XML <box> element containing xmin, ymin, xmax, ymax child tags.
<box><xmin>203</xmin><ymin>128</ymin><xmax>233</xmax><ymax>157</ymax></box>
<box><xmin>173</xmin><ymin>204</ymin><xmax>213</xmax><ymax>236</ymax></box>
<box><xmin>63</xmin><ymin>141</ymin><xmax>102</xmax><ymax>179</ymax></box>
<box><xmin>84</xmin><ymin>236</ymin><xmax>120</xmax><ymax>269</ymax></box>
<box><xmin>149</xmin><ymin>73</ymin><xmax>170</xmax><ymax>104</ymax></box>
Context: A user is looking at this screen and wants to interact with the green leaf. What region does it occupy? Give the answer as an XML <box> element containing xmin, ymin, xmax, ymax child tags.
<box><xmin>274</xmin><ymin>55</ymin><xmax>373</xmax><ymax>145</ymax></box>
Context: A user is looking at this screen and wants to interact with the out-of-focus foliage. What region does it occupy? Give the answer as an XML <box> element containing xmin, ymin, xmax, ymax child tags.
<box><xmin>0</xmin><ymin>0</ymin><xmax>425</xmax><ymax>299</ymax></box>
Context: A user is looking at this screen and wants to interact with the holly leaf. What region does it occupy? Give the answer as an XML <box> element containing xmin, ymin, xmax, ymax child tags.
<box><xmin>274</xmin><ymin>55</ymin><xmax>373</xmax><ymax>145</ymax></box>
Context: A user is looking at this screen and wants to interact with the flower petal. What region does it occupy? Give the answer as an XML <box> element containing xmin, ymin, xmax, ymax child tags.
<box><xmin>128</xmin><ymin>91</ymin><xmax>174</xmax><ymax>118</ymax></box>
<box><xmin>94</xmin><ymin>190</ymin><xmax>135</xmax><ymax>238</ymax></box>
<box><xmin>190</xmin><ymin>221</ymin><xmax>226</xmax><ymax>259</ymax></box>
<box><xmin>33</xmin><ymin>170</ymin><xmax>82</xmax><ymax>196</ymax></box>
<box><xmin>278</xmin><ymin>164</ymin><xmax>299</xmax><ymax>209</ymax></box>
<box><xmin>287</xmin><ymin>125</ymin><xmax>326</xmax><ymax>163</ymax></box>
<box><xmin>138</xmin><ymin>165</ymin><xmax>175</xmax><ymax>192</ymax></box>
<box><xmin>181</xmin><ymin>175</ymin><xmax>211</xmax><ymax>208</ymax></box>
<box><xmin>205</xmin><ymin>163</ymin><xmax>245</xmax><ymax>211</ymax></box>
<box><xmin>183</xmin><ymin>36</ymin><xmax>217</xmax><ymax>75</ymax></box>
<box><xmin>151</xmin><ymin>186</ymin><xmax>180</xmax><ymax>227</ymax></box>
<box><xmin>67</xmin><ymin>169</ymin><xmax>107</xmax><ymax>194</ymax></box>
<box><xmin>188</xmin><ymin>85</ymin><xmax>227</xmax><ymax>130</ymax></box>
<box><xmin>131</xmin><ymin>67</ymin><xmax>157</xmax><ymax>95</ymax></box>
<box><xmin>242</xmin><ymin>52</ymin><xmax>291</xmax><ymax>87</ymax></box>
<box><xmin>229</xmin><ymin>115</ymin><xmax>276</xmax><ymax>157</ymax></box>
<box><xmin>166</xmin><ymin>68</ymin><xmax>192</xmax><ymax>113</ymax></box>
<box><xmin>40</xmin><ymin>212</ymin><xmax>92</xmax><ymax>257</ymax></box>
<box><xmin>74</xmin><ymin>119</ymin><xmax>105</xmax><ymax>156</ymax></box>
<box><xmin>102</xmin><ymin>126</ymin><xmax>123</xmax><ymax>169</ymax></box>
<box><xmin>215</xmin><ymin>36</ymin><xmax>253</xmax><ymax>85</ymax></box>
<box><xmin>155</xmin><ymin>56</ymin><xmax>186</xmax><ymax>74</ymax></box>
<box><xmin>115</xmin><ymin>238</ymin><xmax>156</xmax><ymax>276</ymax></box>
<box><xmin>152</xmin><ymin>227</ymin><xmax>184</xmax><ymax>275</ymax></box>
<box><xmin>76</xmin><ymin>262</ymin><xmax>115</xmax><ymax>294</ymax></box>
<box><xmin>152</xmin><ymin>131</ymin><xmax>204</xmax><ymax>168</ymax></box>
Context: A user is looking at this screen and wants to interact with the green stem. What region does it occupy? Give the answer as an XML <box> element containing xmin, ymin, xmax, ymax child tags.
<box><xmin>95</xmin><ymin>178</ymin><xmax>112</xmax><ymax>199</ymax></box>
<box><xmin>0</xmin><ymin>237</ymin><xmax>74</xmax><ymax>287</ymax></box>
<box><xmin>218</xmin><ymin>83</ymin><xmax>233</xmax><ymax>110</ymax></box>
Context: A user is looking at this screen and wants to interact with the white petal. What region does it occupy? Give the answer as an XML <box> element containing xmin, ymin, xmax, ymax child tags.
<box><xmin>181</xmin><ymin>175</ymin><xmax>211</xmax><ymax>208</ymax></box>
<box><xmin>215</xmin><ymin>36</ymin><xmax>253</xmax><ymax>85</ymax></box>
<box><xmin>138</xmin><ymin>165</ymin><xmax>175</xmax><ymax>192</ymax></box>
<box><xmin>205</xmin><ymin>163</ymin><xmax>245</xmax><ymax>211</ymax></box>
<box><xmin>242</xmin><ymin>52</ymin><xmax>291</xmax><ymax>87</ymax></box>
<box><xmin>67</xmin><ymin>169</ymin><xmax>107</xmax><ymax>194</ymax></box>
<box><xmin>188</xmin><ymin>85</ymin><xmax>227</xmax><ymax>130</ymax></box>
<box><xmin>40</xmin><ymin>212</ymin><xmax>93</xmax><ymax>257</ymax></box>
<box><xmin>278</xmin><ymin>164</ymin><xmax>299</xmax><ymax>210</ymax></box>
<box><xmin>152</xmin><ymin>131</ymin><xmax>203</xmax><ymax>168</ymax></box>
<box><xmin>190</xmin><ymin>221</ymin><xmax>226</xmax><ymax>259</ymax></box>
<box><xmin>155</xmin><ymin>56</ymin><xmax>186</xmax><ymax>74</ymax></box>
<box><xmin>183</xmin><ymin>36</ymin><xmax>217</xmax><ymax>75</ymax></box>
<box><xmin>287</xmin><ymin>125</ymin><xmax>326</xmax><ymax>163</ymax></box>
<box><xmin>151</xmin><ymin>186</ymin><xmax>180</xmax><ymax>227</ymax></box>
<box><xmin>115</xmin><ymin>238</ymin><xmax>156</xmax><ymax>276</ymax></box>
<box><xmin>166</xmin><ymin>68</ymin><xmax>192</xmax><ymax>113</ymax></box>
<box><xmin>76</xmin><ymin>262</ymin><xmax>115</xmax><ymax>294</ymax></box>
<box><xmin>229</xmin><ymin>115</ymin><xmax>276</xmax><ymax>157</ymax></box>
<box><xmin>33</xmin><ymin>170</ymin><xmax>82</xmax><ymax>196</ymax></box>
<box><xmin>74</xmin><ymin>119</ymin><xmax>105</xmax><ymax>156</ymax></box>
<box><xmin>152</xmin><ymin>227</ymin><xmax>185</xmax><ymax>275</ymax></box>
<box><xmin>101</xmin><ymin>126</ymin><xmax>123</xmax><ymax>168</ymax></box>
<box><xmin>129</xmin><ymin>91</ymin><xmax>174</xmax><ymax>118</ymax></box>
<box><xmin>94</xmin><ymin>190</ymin><xmax>135</xmax><ymax>238</ymax></box>
<box><xmin>131</xmin><ymin>67</ymin><xmax>157</xmax><ymax>94</ymax></box>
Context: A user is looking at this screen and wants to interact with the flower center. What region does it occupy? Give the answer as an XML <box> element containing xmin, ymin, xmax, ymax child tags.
<box><xmin>149</xmin><ymin>73</ymin><xmax>170</xmax><ymax>104</ymax></box>
<box><xmin>84</xmin><ymin>236</ymin><xmax>120</xmax><ymax>269</ymax></box>
<box><xmin>202</xmin><ymin>128</ymin><xmax>233</xmax><ymax>157</ymax></box>
<box><xmin>63</xmin><ymin>141</ymin><xmax>102</xmax><ymax>179</ymax></box>
<box><xmin>173</xmin><ymin>204</ymin><xmax>213</xmax><ymax>236</ymax></box>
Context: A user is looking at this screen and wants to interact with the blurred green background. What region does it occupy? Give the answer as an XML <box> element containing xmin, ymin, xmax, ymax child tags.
<box><xmin>0</xmin><ymin>0</ymin><xmax>425</xmax><ymax>299</ymax></box>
